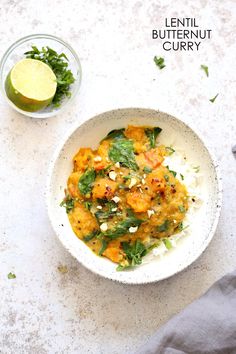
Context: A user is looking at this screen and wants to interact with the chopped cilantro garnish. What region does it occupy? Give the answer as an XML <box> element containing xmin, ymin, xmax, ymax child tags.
<box><xmin>209</xmin><ymin>94</ymin><xmax>219</xmax><ymax>103</ymax></box>
<box><xmin>165</xmin><ymin>146</ymin><xmax>175</xmax><ymax>155</ymax></box>
<box><xmin>180</xmin><ymin>174</ymin><xmax>184</xmax><ymax>180</ymax></box>
<box><xmin>154</xmin><ymin>56</ymin><xmax>165</xmax><ymax>69</ymax></box>
<box><xmin>84</xmin><ymin>201</ymin><xmax>92</xmax><ymax>210</ymax></box>
<box><xmin>193</xmin><ymin>166</ymin><xmax>200</xmax><ymax>173</ymax></box>
<box><xmin>166</xmin><ymin>166</ymin><xmax>177</xmax><ymax>177</ymax></box>
<box><xmin>201</xmin><ymin>64</ymin><xmax>209</xmax><ymax>77</ymax></box>
<box><xmin>164</xmin><ymin>175</ymin><xmax>169</xmax><ymax>182</ymax></box>
<box><xmin>178</xmin><ymin>205</ymin><xmax>186</xmax><ymax>213</ymax></box>
<box><xmin>143</xmin><ymin>166</ymin><xmax>152</xmax><ymax>174</ymax></box>
<box><xmin>158</xmin><ymin>220</ymin><xmax>169</xmax><ymax>232</ymax></box>
<box><xmin>60</xmin><ymin>194</ymin><xmax>75</xmax><ymax>213</ymax></box>
<box><xmin>163</xmin><ymin>238</ymin><xmax>172</xmax><ymax>250</ymax></box>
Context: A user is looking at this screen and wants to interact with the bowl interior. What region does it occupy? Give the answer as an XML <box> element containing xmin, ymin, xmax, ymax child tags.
<box><xmin>0</xmin><ymin>34</ymin><xmax>81</xmax><ymax>118</ymax></box>
<box><xmin>47</xmin><ymin>108</ymin><xmax>221</xmax><ymax>284</ymax></box>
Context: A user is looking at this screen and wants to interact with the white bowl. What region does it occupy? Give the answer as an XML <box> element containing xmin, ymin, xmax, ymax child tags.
<box><xmin>47</xmin><ymin>108</ymin><xmax>222</xmax><ymax>284</ymax></box>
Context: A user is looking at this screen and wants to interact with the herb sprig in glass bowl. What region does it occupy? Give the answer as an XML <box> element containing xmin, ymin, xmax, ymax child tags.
<box><xmin>0</xmin><ymin>34</ymin><xmax>82</xmax><ymax>118</ymax></box>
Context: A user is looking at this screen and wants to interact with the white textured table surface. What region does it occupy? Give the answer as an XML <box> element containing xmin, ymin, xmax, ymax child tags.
<box><xmin>1</xmin><ymin>1</ymin><xmax>236</xmax><ymax>353</ymax></box>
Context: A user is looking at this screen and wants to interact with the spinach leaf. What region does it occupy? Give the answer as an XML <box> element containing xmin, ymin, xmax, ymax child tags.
<box><xmin>83</xmin><ymin>230</ymin><xmax>99</xmax><ymax>242</ymax></box>
<box><xmin>145</xmin><ymin>127</ymin><xmax>162</xmax><ymax>148</ymax></box>
<box><xmin>102</xmin><ymin>129</ymin><xmax>125</xmax><ymax>141</ymax></box>
<box><xmin>78</xmin><ymin>168</ymin><xmax>96</xmax><ymax>195</ymax></box>
<box><xmin>108</xmin><ymin>139</ymin><xmax>138</xmax><ymax>171</ymax></box>
<box><xmin>157</xmin><ymin>220</ymin><xmax>169</xmax><ymax>232</ymax></box>
<box><xmin>101</xmin><ymin>217</ymin><xmax>143</xmax><ymax>239</ymax></box>
<box><xmin>60</xmin><ymin>195</ymin><xmax>74</xmax><ymax>213</ymax></box>
<box><xmin>122</xmin><ymin>239</ymin><xmax>147</xmax><ymax>266</ymax></box>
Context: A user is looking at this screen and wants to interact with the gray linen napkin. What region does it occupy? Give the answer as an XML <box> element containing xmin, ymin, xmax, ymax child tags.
<box><xmin>135</xmin><ymin>270</ymin><xmax>236</xmax><ymax>354</ymax></box>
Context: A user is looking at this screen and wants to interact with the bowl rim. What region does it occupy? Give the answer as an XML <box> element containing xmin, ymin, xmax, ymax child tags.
<box><xmin>46</xmin><ymin>107</ymin><xmax>223</xmax><ymax>284</ymax></box>
<box><xmin>0</xmin><ymin>33</ymin><xmax>82</xmax><ymax>118</ymax></box>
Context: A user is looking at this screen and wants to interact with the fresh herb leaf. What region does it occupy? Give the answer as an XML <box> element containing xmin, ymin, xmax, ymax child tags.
<box><xmin>57</xmin><ymin>265</ymin><xmax>68</xmax><ymax>274</ymax></box>
<box><xmin>83</xmin><ymin>230</ymin><xmax>99</xmax><ymax>242</ymax></box>
<box><xmin>7</xmin><ymin>272</ymin><xmax>16</xmax><ymax>279</ymax></box>
<box><xmin>165</xmin><ymin>146</ymin><xmax>175</xmax><ymax>155</ymax></box>
<box><xmin>154</xmin><ymin>56</ymin><xmax>165</xmax><ymax>69</ymax></box>
<box><xmin>143</xmin><ymin>166</ymin><xmax>152</xmax><ymax>174</ymax></box>
<box><xmin>166</xmin><ymin>166</ymin><xmax>177</xmax><ymax>177</ymax></box>
<box><xmin>78</xmin><ymin>168</ymin><xmax>96</xmax><ymax>195</ymax></box>
<box><xmin>164</xmin><ymin>174</ymin><xmax>169</xmax><ymax>182</ymax></box>
<box><xmin>101</xmin><ymin>217</ymin><xmax>143</xmax><ymax>239</ymax></box>
<box><xmin>163</xmin><ymin>238</ymin><xmax>172</xmax><ymax>250</ymax></box>
<box><xmin>99</xmin><ymin>239</ymin><xmax>108</xmax><ymax>255</ymax></box>
<box><xmin>108</xmin><ymin>139</ymin><xmax>138</xmax><ymax>171</ymax></box>
<box><xmin>84</xmin><ymin>201</ymin><xmax>92</xmax><ymax>210</ymax></box>
<box><xmin>201</xmin><ymin>64</ymin><xmax>209</xmax><ymax>77</ymax></box>
<box><xmin>145</xmin><ymin>127</ymin><xmax>162</xmax><ymax>148</ymax></box>
<box><xmin>60</xmin><ymin>194</ymin><xmax>75</xmax><ymax>213</ymax></box>
<box><xmin>177</xmin><ymin>222</ymin><xmax>189</xmax><ymax>232</ymax></box>
<box><xmin>209</xmin><ymin>93</ymin><xmax>219</xmax><ymax>103</ymax></box>
<box><xmin>97</xmin><ymin>165</ymin><xmax>112</xmax><ymax>177</ymax></box>
<box><xmin>180</xmin><ymin>174</ymin><xmax>184</xmax><ymax>180</ymax></box>
<box><xmin>122</xmin><ymin>239</ymin><xmax>147</xmax><ymax>266</ymax></box>
<box><xmin>157</xmin><ymin>220</ymin><xmax>169</xmax><ymax>232</ymax></box>
<box><xmin>193</xmin><ymin>166</ymin><xmax>200</xmax><ymax>173</ymax></box>
<box><xmin>102</xmin><ymin>129</ymin><xmax>125</xmax><ymax>141</ymax></box>
<box><xmin>95</xmin><ymin>201</ymin><xmax>119</xmax><ymax>222</ymax></box>
<box><xmin>24</xmin><ymin>46</ymin><xmax>75</xmax><ymax>107</ymax></box>
<box><xmin>178</xmin><ymin>205</ymin><xmax>186</xmax><ymax>213</ymax></box>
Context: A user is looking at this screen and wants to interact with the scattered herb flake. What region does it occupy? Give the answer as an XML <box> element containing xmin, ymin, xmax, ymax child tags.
<box><xmin>143</xmin><ymin>166</ymin><xmax>152</xmax><ymax>174</ymax></box>
<box><xmin>158</xmin><ymin>220</ymin><xmax>169</xmax><ymax>232</ymax></box>
<box><xmin>201</xmin><ymin>64</ymin><xmax>209</xmax><ymax>77</ymax></box>
<box><xmin>7</xmin><ymin>272</ymin><xmax>16</xmax><ymax>279</ymax></box>
<box><xmin>166</xmin><ymin>166</ymin><xmax>177</xmax><ymax>177</ymax></box>
<box><xmin>193</xmin><ymin>166</ymin><xmax>200</xmax><ymax>173</ymax></box>
<box><xmin>84</xmin><ymin>201</ymin><xmax>92</xmax><ymax>210</ymax></box>
<box><xmin>180</xmin><ymin>174</ymin><xmax>184</xmax><ymax>180</ymax></box>
<box><xmin>178</xmin><ymin>205</ymin><xmax>186</xmax><ymax>213</ymax></box>
<box><xmin>154</xmin><ymin>56</ymin><xmax>165</xmax><ymax>69</ymax></box>
<box><xmin>165</xmin><ymin>146</ymin><xmax>175</xmax><ymax>155</ymax></box>
<box><xmin>209</xmin><ymin>94</ymin><xmax>219</xmax><ymax>103</ymax></box>
<box><xmin>163</xmin><ymin>238</ymin><xmax>172</xmax><ymax>250</ymax></box>
<box><xmin>57</xmin><ymin>265</ymin><xmax>68</xmax><ymax>274</ymax></box>
<box><xmin>164</xmin><ymin>174</ymin><xmax>169</xmax><ymax>182</ymax></box>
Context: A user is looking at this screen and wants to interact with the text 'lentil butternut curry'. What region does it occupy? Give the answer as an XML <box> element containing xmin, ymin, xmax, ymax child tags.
<box><xmin>61</xmin><ymin>126</ymin><xmax>188</xmax><ymax>270</ymax></box>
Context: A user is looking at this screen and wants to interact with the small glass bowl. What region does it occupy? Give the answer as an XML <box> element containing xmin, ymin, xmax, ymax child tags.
<box><xmin>0</xmin><ymin>34</ymin><xmax>82</xmax><ymax>118</ymax></box>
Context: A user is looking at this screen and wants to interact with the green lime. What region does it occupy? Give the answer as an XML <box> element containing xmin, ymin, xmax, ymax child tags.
<box><xmin>5</xmin><ymin>58</ymin><xmax>57</xmax><ymax>112</ymax></box>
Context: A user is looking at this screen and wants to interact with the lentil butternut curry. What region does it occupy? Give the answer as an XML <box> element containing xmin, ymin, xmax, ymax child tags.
<box><xmin>61</xmin><ymin>126</ymin><xmax>188</xmax><ymax>270</ymax></box>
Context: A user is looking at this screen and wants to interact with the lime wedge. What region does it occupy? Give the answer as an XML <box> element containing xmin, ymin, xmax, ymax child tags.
<box><xmin>5</xmin><ymin>58</ymin><xmax>57</xmax><ymax>112</ymax></box>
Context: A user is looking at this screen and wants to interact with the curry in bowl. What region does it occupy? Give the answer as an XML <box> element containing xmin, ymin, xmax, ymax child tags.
<box><xmin>60</xmin><ymin>126</ymin><xmax>189</xmax><ymax>270</ymax></box>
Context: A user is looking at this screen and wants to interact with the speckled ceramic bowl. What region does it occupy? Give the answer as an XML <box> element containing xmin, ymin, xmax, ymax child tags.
<box><xmin>47</xmin><ymin>108</ymin><xmax>222</xmax><ymax>284</ymax></box>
